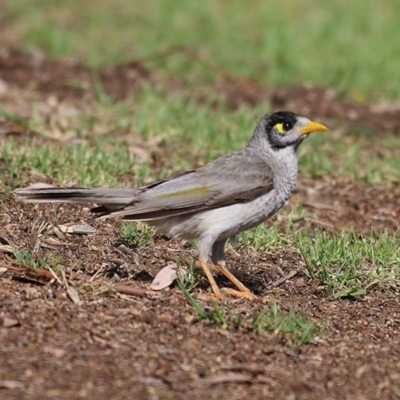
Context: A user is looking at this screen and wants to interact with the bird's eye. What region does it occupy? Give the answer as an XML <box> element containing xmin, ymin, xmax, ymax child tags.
<box><xmin>273</xmin><ymin>121</ymin><xmax>293</xmax><ymax>134</ymax></box>
<box><xmin>283</xmin><ymin>121</ymin><xmax>293</xmax><ymax>131</ymax></box>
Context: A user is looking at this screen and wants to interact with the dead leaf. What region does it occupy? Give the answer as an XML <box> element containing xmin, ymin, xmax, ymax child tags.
<box><xmin>2</xmin><ymin>316</ymin><xmax>20</xmax><ymax>328</ymax></box>
<box><xmin>150</xmin><ymin>263</ymin><xmax>188</xmax><ymax>290</ymax></box>
<box><xmin>43</xmin><ymin>345</ymin><xmax>67</xmax><ymax>358</ymax></box>
<box><xmin>58</xmin><ymin>224</ymin><xmax>96</xmax><ymax>234</ymax></box>
<box><xmin>66</xmin><ymin>286</ymin><xmax>81</xmax><ymax>304</ymax></box>
<box><xmin>0</xmin><ymin>78</ymin><xmax>9</xmax><ymax>94</ymax></box>
<box><xmin>41</xmin><ymin>237</ymin><xmax>68</xmax><ymax>250</ymax></box>
<box><xmin>0</xmin><ymin>380</ymin><xmax>25</xmax><ymax>389</ymax></box>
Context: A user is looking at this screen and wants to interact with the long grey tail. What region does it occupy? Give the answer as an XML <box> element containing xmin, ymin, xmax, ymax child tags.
<box><xmin>14</xmin><ymin>187</ymin><xmax>138</xmax><ymax>212</ymax></box>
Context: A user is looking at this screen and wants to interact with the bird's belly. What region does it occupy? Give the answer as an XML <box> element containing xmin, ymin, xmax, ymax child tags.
<box><xmin>153</xmin><ymin>189</ymin><xmax>287</xmax><ymax>241</ymax></box>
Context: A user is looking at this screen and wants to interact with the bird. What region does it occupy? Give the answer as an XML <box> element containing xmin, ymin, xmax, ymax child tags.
<box><xmin>14</xmin><ymin>111</ymin><xmax>328</xmax><ymax>300</ymax></box>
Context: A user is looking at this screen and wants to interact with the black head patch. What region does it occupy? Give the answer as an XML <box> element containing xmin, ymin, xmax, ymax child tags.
<box><xmin>265</xmin><ymin>111</ymin><xmax>298</xmax><ymax>133</ymax></box>
<box><xmin>263</xmin><ymin>111</ymin><xmax>302</xmax><ymax>150</ymax></box>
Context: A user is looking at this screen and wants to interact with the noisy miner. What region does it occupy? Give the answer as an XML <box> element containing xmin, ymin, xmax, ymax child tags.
<box><xmin>14</xmin><ymin>111</ymin><xmax>328</xmax><ymax>300</ymax></box>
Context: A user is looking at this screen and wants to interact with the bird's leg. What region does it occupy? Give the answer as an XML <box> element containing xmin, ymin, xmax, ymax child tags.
<box><xmin>213</xmin><ymin>261</ymin><xmax>255</xmax><ymax>300</ymax></box>
<box><xmin>211</xmin><ymin>240</ymin><xmax>255</xmax><ymax>300</ymax></box>
<box><xmin>198</xmin><ymin>255</ymin><xmax>222</xmax><ymax>300</ymax></box>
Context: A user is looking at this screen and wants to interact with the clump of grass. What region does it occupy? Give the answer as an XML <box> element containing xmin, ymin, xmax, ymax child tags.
<box><xmin>175</xmin><ymin>258</ymin><xmax>201</xmax><ymax>292</ymax></box>
<box><xmin>177</xmin><ymin>280</ymin><xmax>228</xmax><ymax>327</ymax></box>
<box><xmin>177</xmin><ymin>281</ymin><xmax>320</xmax><ymax>345</ymax></box>
<box><xmin>300</xmin><ymin>130</ymin><xmax>400</xmax><ymax>188</ymax></box>
<box><xmin>119</xmin><ymin>222</ymin><xmax>153</xmax><ymax>248</ymax></box>
<box><xmin>0</xmin><ymin>136</ymin><xmax>142</xmax><ymax>189</ymax></box>
<box><xmin>13</xmin><ymin>248</ymin><xmax>61</xmax><ymax>271</ymax></box>
<box><xmin>238</xmin><ymin>223</ymin><xmax>291</xmax><ymax>252</ymax></box>
<box><xmin>297</xmin><ymin>228</ymin><xmax>400</xmax><ymax>298</ymax></box>
<box><xmin>251</xmin><ymin>303</ymin><xmax>319</xmax><ymax>345</ymax></box>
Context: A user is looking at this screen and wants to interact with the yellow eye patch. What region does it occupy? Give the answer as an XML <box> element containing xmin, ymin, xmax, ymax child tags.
<box><xmin>274</xmin><ymin>123</ymin><xmax>287</xmax><ymax>134</ymax></box>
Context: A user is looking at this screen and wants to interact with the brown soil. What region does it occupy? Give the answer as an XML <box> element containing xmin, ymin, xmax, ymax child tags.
<box><xmin>1</xmin><ymin>49</ymin><xmax>400</xmax><ymax>400</ymax></box>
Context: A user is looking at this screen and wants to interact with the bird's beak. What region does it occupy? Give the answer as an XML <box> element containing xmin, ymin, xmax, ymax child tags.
<box><xmin>300</xmin><ymin>121</ymin><xmax>328</xmax><ymax>135</ymax></box>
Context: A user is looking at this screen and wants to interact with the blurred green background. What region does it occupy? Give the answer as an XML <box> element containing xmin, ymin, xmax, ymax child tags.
<box><xmin>2</xmin><ymin>0</ymin><xmax>400</xmax><ymax>100</ymax></box>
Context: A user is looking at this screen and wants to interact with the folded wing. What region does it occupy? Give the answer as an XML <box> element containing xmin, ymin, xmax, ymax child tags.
<box><xmin>107</xmin><ymin>150</ymin><xmax>274</xmax><ymax>220</ymax></box>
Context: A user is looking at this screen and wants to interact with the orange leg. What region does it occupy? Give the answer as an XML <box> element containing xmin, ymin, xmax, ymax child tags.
<box><xmin>213</xmin><ymin>262</ymin><xmax>255</xmax><ymax>300</ymax></box>
<box><xmin>198</xmin><ymin>256</ymin><xmax>222</xmax><ymax>300</ymax></box>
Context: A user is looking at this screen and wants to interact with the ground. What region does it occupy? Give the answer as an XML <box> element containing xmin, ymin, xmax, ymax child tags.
<box><xmin>1</xmin><ymin>49</ymin><xmax>400</xmax><ymax>400</ymax></box>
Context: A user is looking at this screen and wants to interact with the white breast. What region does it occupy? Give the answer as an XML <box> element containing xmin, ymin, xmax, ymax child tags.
<box><xmin>154</xmin><ymin>183</ymin><xmax>292</xmax><ymax>242</ymax></box>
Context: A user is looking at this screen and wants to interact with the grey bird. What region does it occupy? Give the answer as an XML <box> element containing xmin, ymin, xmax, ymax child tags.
<box><xmin>14</xmin><ymin>111</ymin><xmax>328</xmax><ymax>300</ymax></box>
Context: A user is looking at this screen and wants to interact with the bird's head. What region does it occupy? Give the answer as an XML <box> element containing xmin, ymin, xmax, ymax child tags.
<box><xmin>249</xmin><ymin>111</ymin><xmax>328</xmax><ymax>152</ymax></box>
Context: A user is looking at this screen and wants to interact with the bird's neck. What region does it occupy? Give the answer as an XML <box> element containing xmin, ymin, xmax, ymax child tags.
<box><xmin>246</xmin><ymin>143</ymin><xmax>299</xmax><ymax>201</ymax></box>
<box><xmin>272</xmin><ymin>145</ymin><xmax>298</xmax><ymax>184</ymax></box>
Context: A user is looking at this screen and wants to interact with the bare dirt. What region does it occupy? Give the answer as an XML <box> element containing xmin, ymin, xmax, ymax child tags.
<box><xmin>1</xmin><ymin>49</ymin><xmax>400</xmax><ymax>400</ymax></box>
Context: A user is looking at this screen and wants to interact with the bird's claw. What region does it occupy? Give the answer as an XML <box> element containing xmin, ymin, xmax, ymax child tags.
<box><xmin>221</xmin><ymin>288</ymin><xmax>256</xmax><ymax>300</ymax></box>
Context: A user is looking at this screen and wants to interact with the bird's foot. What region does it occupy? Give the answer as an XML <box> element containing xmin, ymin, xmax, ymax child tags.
<box><xmin>197</xmin><ymin>256</ymin><xmax>256</xmax><ymax>301</ymax></box>
<box><xmin>213</xmin><ymin>261</ymin><xmax>256</xmax><ymax>300</ymax></box>
<box><xmin>222</xmin><ymin>287</ymin><xmax>256</xmax><ymax>300</ymax></box>
<box><xmin>210</xmin><ymin>290</ymin><xmax>224</xmax><ymax>301</ymax></box>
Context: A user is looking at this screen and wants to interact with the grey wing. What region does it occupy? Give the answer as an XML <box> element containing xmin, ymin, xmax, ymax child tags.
<box><xmin>103</xmin><ymin>150</ymin><xmax>274</xmax><ymax>221</ymax></box>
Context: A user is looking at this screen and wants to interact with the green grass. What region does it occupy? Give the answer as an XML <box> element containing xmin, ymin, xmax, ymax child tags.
<box><xmin>174</xmin><ymin>216</ymin><xmax>400</xmax><ymax>302</ymax></box>
<box><xmin>178</xmin><ymin>280</ymin><xmax>319</xmax><ymax>345</ymax></box>
<box><xmin>2</xmin><ymin>0</ymin><xmax>400</xmax><ymax>193</ymax></box>
<box><xmin>236</xmin><ymin>223</ymin><xmax>400</xmax><ymax>298</ymax></box>
<box><xmin>0</xmin><ymin>89</ymin><xmax>271</xmax><ymax>189</ymax></box>
<box><xmin>238</xmin><ymin>223</ymin><xmax>293</xmax><ymax>251</ymax></box>
<box><xmin>2</xmin><ymin>0</ymin><xmax>400</xmax><ymax>100</ymax></box>
<box><xmin>238</xmin><ymin>224</ymin><xmax>400</xmax><ymax>298</ymax></box>
<box><xmin>250</xmin><ymin>303</ymin><xmax>319</xmax><ymax>345</ymax></box>
<box><xmin>119</xmin><ymin>222</ymin><xmax>153</xmax><ymax>248</ymax></box>
<box><xmin>0</xmin><ymin>136</ymin><xmax>141</xmax><ymax>189</ymax></box>
<box><xmin>300</xmin><ymin>128</ymin><xmax>400</xmax><ymax>187</ymax></box>
<box><xmin>175</xmin><ymin>258</ymin><xmax>201</xmax><ymax>292</ymax></box>
<box><xmin>13</xmin><ymin>248</ymin><xmax>61</xmax><ymax>271</ymax></box>
<box><xmin>196</xmin><ymin>222</ymin><xmax>400</xmax><ymax>299</ymax></box>
<box><xmin>3</xmin><ymin>88</ymin><xmax>400</xmax><ymax>191</ymax></box>
<box><xmin>297</xmin><ymin>228</ymin><xmax>400</xmax><ymax>298</ymax></box>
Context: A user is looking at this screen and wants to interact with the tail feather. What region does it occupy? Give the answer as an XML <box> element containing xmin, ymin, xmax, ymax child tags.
<box><xmin>14</xmin><ymin>188</ymin><xmax>137</xmax><ymax>211</ymax></box>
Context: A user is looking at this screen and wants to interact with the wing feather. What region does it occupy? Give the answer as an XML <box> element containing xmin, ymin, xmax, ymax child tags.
<box><xmin>105</xmin><ymin>149</ymin><xmax>274</xmax><ymax>220</ymax></box>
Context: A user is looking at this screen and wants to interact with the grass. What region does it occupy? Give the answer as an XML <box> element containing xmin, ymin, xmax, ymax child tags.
<box><xmin>250</xmin><ymin>303</ymin><xmax>319</xmax><ymax>345</ymax></box>
<box><xmin>239</xmin><ymin>223</ymin><xmax>291</xmax><ymax>251</ymax></box>
<box><xmin>119</xmin><ymin>222</ymin><xmax>153</xmax><ymax>248</ymax></box>
<box><xmin>178</xmin><ymin>280</ymin><xmax>320</xmax><ymax>345</ymax></box>
<box><xmin>299</xmin><ymin>127</ymin><xmax>400</xmax><ymax>187</ymax></box>
<box><xmin>3</xmin><ymin>0</ymin><xmax>400</xmax><ymax>101</ymax></box>
<box><xmin>236</xmin><ymin>223</ymin><xmax>400</xmax><ymax>298</ymax></box>
<box><xmin>0</xmin><ymin>136</ymin><xmax>140</xmax><ymax>189</ymax></box>
<box><xmin>2</xmin><ymin>116</ymin><xmax>399</xmax><ymax>301</ymax></box>
<box><xmin>297</xmin><ymin>228</ymin><xmax>400</xmax><ymax>298</ymax></box>
<box><xmin>13</xmin><ymin>248</ymin><xmax>61</xmax><ymax>271</ymax></box>
<box><xmin>2</xmin><ymin>87</ymin><xmax>400</xmax><ymax>191</ymax></box>
<box><xmin>188</xmin><ymin>222</ymin><xmax>400</xmax><ymax>299</ymax></box>
<box><xmin>2</xmin><ymin>0</ymin><xmax>400</xmax><ymax>193</ymax></box>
